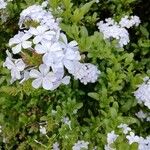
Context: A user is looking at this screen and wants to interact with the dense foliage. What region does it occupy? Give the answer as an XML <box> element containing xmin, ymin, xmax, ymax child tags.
<box><xmin>0</xmin><ymin>0</ymin><xmax>150</xmax><ymax>149</ymax></box>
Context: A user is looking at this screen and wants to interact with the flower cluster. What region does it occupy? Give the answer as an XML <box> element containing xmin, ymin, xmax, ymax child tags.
<box><xmin>119</xmin><ymin>15</ymin><xmax>141</xmax><ymax>28</ymax></box>
<box><xmin>72</xmin><ymin>140</ymin><xmax>89</xmax><ymax>150</ymax></box>
<box><xmin>134</xmin><ymin>77</ymin><xmax>150</xmax><ymax>109</ymax></box>
<box><xmin>126</xmin><ymin>132</ymin><xmax>150</xmax><ymax>150</ymax></box>
<box><xmin>97</xmin><ymin>16</ymin><xmax>140</xmax><ymax>47</ymax></box>
<box><xmin>3</xmin><ymin>4</ymin><xmax>100</xmax><ymax>90</ymax></box>
<box><xmin>107</xmin><ymin>124</ymin><xmax>150</xmax><ymax>150</ymax></box>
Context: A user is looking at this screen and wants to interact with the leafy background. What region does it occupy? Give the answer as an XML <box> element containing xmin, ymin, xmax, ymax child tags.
<box><xmin>0</xmin><ymin>0</ymin><xmax>150</xmax><ymax>149</ymax></box>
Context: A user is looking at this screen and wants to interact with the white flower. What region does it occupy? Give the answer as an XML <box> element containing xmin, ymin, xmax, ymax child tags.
<box><xmin>72</xmin><ymin>140</ymin><xmax>89</xmax><ymax>150</ymax></box>
<box><xmin>107</xmin><ymin>131</ymin><xmax>118</xmax><ymax>145</ymax></box>
<box><xmin>0</xmin><ymin>0</ymin><xmax>7</xmax><ymax>9</ymax></box>
<box><xmin>59</xmin><ymin>33</ymin><xmax>81</xmax><ymax>71</ymax></box>
<box><xmin>118</xmin><ymin>123</ymin><xmax>131</xmax><ymax>134</ymax></box>
<box><xmin>18</xmin><ymin>5</ymin><xmax>44</xmax><ymax>27</ymax></box>
<box><xmin>146</xmin><ymin>116</ymin><xmax>150</xmax><ymax>122</ymax></box>
<box><xmin>134</xmin><ymin>77</ymin><xmax>150</xmax><ymax>109</ymax></box>
<box><xmin>29</xmin><ymin>25</ymin><xmax>56</xmax><ymax>44</ymax></box>
<box><xmin>70</xmin><ymin>62</ymin><xmax>100</xmax><ymax>85</ymax></box>
<box><xmin>18</xmin><ymin>4</ymin><xmax>59</xmax><ymax>31</ymax></box>
<box><xmin>126</xmin><ymin>132</ymin><xmax>140</xmax><ymax>144</ymax></box>
<box><xmin>39</xmin><ymin>125</ymin><xmax>47</xmax><ymax>135</ymax></box>
<box><xmin>97</xmin><ymin>19</ymin><xmax>129</xmax><ymax>47</ymax></box>
<box><xmin>119</xmin><ymin>15</ymin><xmax>141</xmax><ymax>28</ymax></box>
<box><xmin>135</xmin><ymin>110</ymin><xmax>147</xmax><ymax>121</ymax></box>
<box><xmin>5</xmin><ymin>4</ymin><xmax>101</xmax><ymax>91</ymax></box>
<box><xmin>48</xmin><ymin>67</ymin><xmax>70</xmax><ymax>90</ymax></box>
<box><xmin>63</xmin><ymin>49</ymin><xmax>81</xmax><ymax>72</ymax></box>
<box><xmin>51</xmin><ymin>73</ymin><xmax>70</xmax><ymax>90</ymax></box>
<box><xmin>40</xmin><ymin>45</ymin><xmax>64</xmax><ymax>73</ymax></box>
<box><xmin>61</xmin><ymin>117</ymin><xmax>71</xmax><ymax>130</ymax></box>
<box><xmin>138</xmin><ymin>136</ymin><xmax>150</xmax><ymax>150</ymax></box>
<box><xmin>35</xmin><ymin>41</ymin><xmax>62</xmax><ymax>54</ymax></box>
<box><xmin>104</xmin><ymin>131</ymin><xmax>118</xmax><ymax>150</ymax></box>
<box><xmin>29</xmin><ymin>64</ymin><xmax>57</xmax><ymax>90</ymax></box>
<box><xmin>41</xmin><ymin>42</ymin><xmax>64</xmax><ymax>72</ymax></box>
<box><xmin>60</xmin><ymin>33</ymin><xmax>78</xmax><ymax>51</ymax></box>
<box><xmin>97</xmin><ymin>15</ymin><xmax>140</xmax><ymax>47</ymax></box>
<box><xmin>53</xmin><ymin>142</ymin><xmax>60</xmax><ymax>150</ymax></box>
<box><xmin>3</xmin><ymin>56</ymin><xmax>25</xmax><ymax>83</ymax></box>
<box><xmin>9</xmin><ymin>31</ymin><xmax>32</xmax><ymax>54</ymax></box>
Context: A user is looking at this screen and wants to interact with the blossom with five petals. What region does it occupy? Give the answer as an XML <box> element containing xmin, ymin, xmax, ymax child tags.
<box><xmin>9</xmin><ymin>31</ymin><xmax>32</xmax><ymax>54</ymax></box>
<box><xmin>29</xmin><ymin>64</ymin><xmax>57</xmax><ymax>90</ymax></box>
<box><xmin>3</xmin><ymin>56</ymin><xmax>25</xmax><ymax>83</ymax></box>
<box><xmin>29</xmin><ymin>25</ymin><xmax>56</xmax><ymax>44</ymax></box>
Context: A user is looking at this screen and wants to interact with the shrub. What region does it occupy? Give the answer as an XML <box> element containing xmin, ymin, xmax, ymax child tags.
<box><xmin>0</xmin><ymin>0</ymin><xmax>150</xmax><ymax>149</ymax></box>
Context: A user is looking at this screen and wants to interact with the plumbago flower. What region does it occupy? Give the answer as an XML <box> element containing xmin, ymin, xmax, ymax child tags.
<box><xmin>104</xmin><ymin>131</ymin><xmax>118</xmax><ymax>150</ymax></box>
<box><xmin>72</xmin><ymin>140</ymin><xmax>89</xmax><ymax>150</ymax></box>
<box><xmin>29</xmin><ymin>25</ymin><xmax>57</xmax><ymax>44</ymax></box>
<box><xmin>52</xmin><ymin>142</ymin><xmax>60</xmax><ymax>150</ymax></box>
<box><xmin>97</xmin><ymin>15</ymin><xmax>140</xmax><ymax>47</ymax></box>
<box><xmin>9</xmin><ymin>31</ymin><xmax>32</xmax><ymax>54</ymax></box>
<box><xmin>29</xmin><ymin>64</ymin><xmax>57</xmax><ymax>90</ymax></box>
<box><xmin>0</xmin><ymin>0</ymin><xmax>7</xmax><ymax>9</ymax></box>
<box><xmin>106</xmin><ymin>127</ymin><xmax>150</xmax><ymax>150</ymax></box>
<box><xmin>134</xmin><ymin>77</ymin><xmax>150</xmax><ymax>109</ymax></box>
<box><xmin>4</xmin><ymin>4</ymin><xmax>100</xmax><ymax>90</ymax></box>
<box><xmin>3</xmin><ymin>51</ymin><xmax>25</xmax><ymax>83</ymax></box>
<box><xmin>118</xmin><ymin>123</ymin><xmax>131</xmax><ymax>134</ymax></box>
<box><xmin>135</xmin><ymin>110</ymin><xmax>150</xmax><ymax>122</ymax></box>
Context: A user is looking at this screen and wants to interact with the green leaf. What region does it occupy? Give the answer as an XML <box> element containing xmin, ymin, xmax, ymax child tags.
<box><xmin>71</xmin><ymin>0</ymin><xmax>95</xmax><ymax>23</ymax></box>
<box><xmin>88</xmin><ymin>92</ymin><xmax>99</xmax><ymax>101</ymax></box>
<box><xmin>140</xmin><ymin>25</ymin><xmax>149</xmax><ymax>38</ymax></box>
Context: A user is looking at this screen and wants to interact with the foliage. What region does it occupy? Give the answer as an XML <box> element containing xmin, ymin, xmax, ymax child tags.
<box><xmin>0</xmin><ymin>0</ymin><xmax>150</xmax><ymax>149</ymax></box>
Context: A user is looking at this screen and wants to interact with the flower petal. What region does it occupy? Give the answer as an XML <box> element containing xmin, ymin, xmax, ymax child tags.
<box><xmin>22</xmin><ymin>41</ymin><xmax>32</xmax><ymax>49</ymax></box>
<box><xmin>60</xmin><ymin>33</ymin><xmax>67</xmax><ymax>44</ymax></box>
<box><xmin>11</xmin><ymin>69</ymin><xmax>21</xmax><ymax>80</ymax></box>
<box><xmin>64</xmin><ymin>60</ymin><xmax>75</xmax><ymax>71</ymax></box>
<box><xmin>39</xmin><ymin>64</ymin><xmax>49</xmax><ymax>76</ymax></box>
<box><xmin>50</xmin><ymin>42</ymin><xmax>61</xmax><ymax>52</ymax></box>
<box><xmin>42</xmin><ymin>77</ymin><xmax>54</xmax><ymax>90</ymax></box>
<box><xmin>62</xmin><ymin>76</ymin><xmax>70</xmax><ymax>85</ymax></box>
<box><xmin>3</xmin><ymin>57</ymin><xmax>14</xmax><ymax>69</ymax></box>
<box><xmin>69</xmin><ymin>41</ymin><xmax>78</xmax><ymax>47</ymax></box>
<box><xmin>42</xmin><ymin>53</ymin><xmax>53</xmax><ymax>66</ymax></box>
<box><xmin>29</xmin><ymin>27</ymin><xmax>38</xmax><ymax>35</ymax></box>
<box><xmin>15</xmin><ymin>59</ymin><xmax>25</xmax><ymax>71</ymax></box>
<box><xmin>47</xmin><ymin>72</ymin><xmax>57</xmax><ymax>82</ymax></box>
<box><xmin>32</xmin><ymin>78</ymin><xmax>42</xmax><ymax>89</ymax></box>
<box><xmin>9</xmin><ymin>38</ymin><xmax>20</xmax><ymax>46</ymax></box>
<box><xmin>30</xmin><ymin>69</ymin><xmax>41</xmax><ymax>78</ymax></box>
<box><xmin>33</xmin><ymin>36</ymin><xmax>42</xmax><ymax>44</ymax></box>
<box><xmin>12</xmin><ymin>44</ymin><xmax>22</xmax><ymax>54</ymax></box>
<box><xmin>35</xmin><ymin>44</ymin><xmax>47</xmax><ymax>54</ymax></box>
<box><xmin>22</xmin><ymin>33</ymin><xmax>32</xmax><ymax>41</ymax></box>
